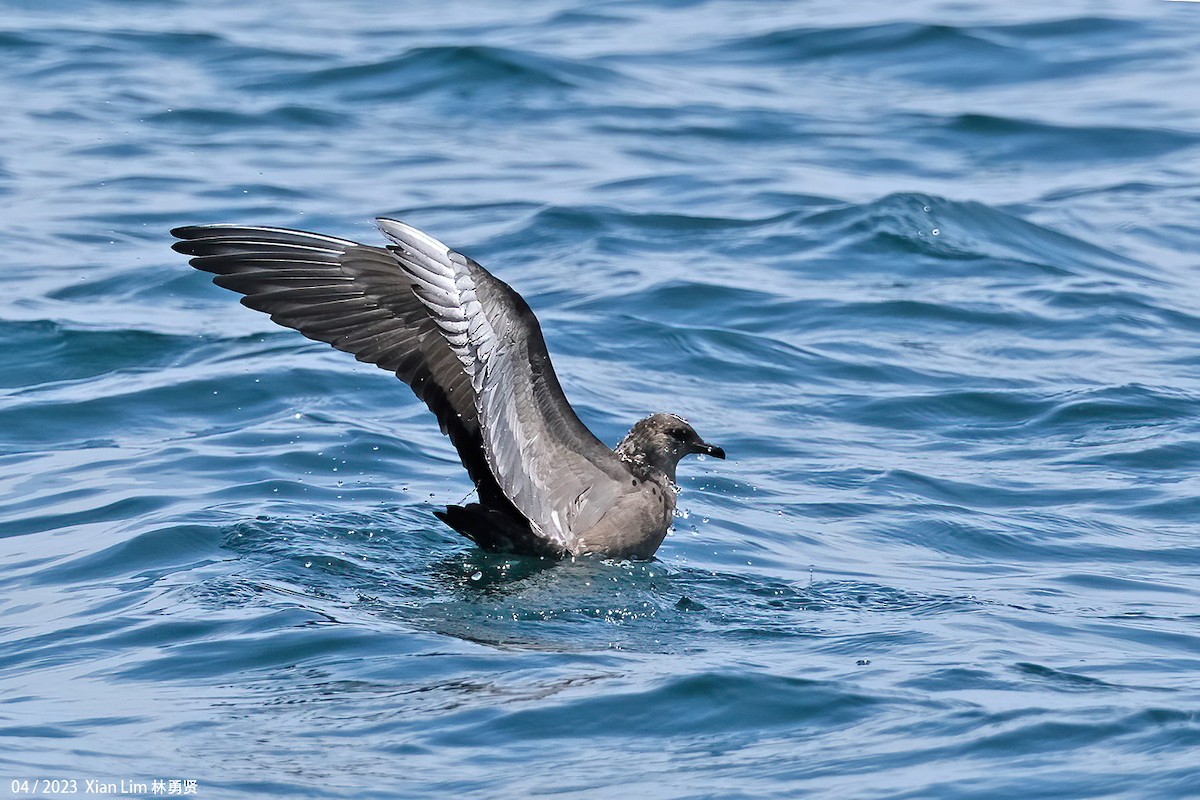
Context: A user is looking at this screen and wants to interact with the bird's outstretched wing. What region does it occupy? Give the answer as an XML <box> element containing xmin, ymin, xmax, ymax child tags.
<box><xmin>375</xmin><ymin>218</ymin><xmax>632</xmax><ymax>549</ymax></box>
<box><xmin>171</xmin><ymin>224</ymin><xmax>520</xmax><ymax>520</ymax></box>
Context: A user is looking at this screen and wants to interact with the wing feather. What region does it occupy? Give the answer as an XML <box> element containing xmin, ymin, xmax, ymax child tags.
<box><xmin>171</xmin><ymin>224</ymin><xmax>522</xmax><ymax>522</ymax></box>
<box><xmin>375</xmin><ymin>218</ymin><xmax>631</xmax><ymax>548</ymax></box>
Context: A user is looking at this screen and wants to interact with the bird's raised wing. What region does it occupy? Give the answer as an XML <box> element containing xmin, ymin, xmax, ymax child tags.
<box><xmin>170</xmin><ymin>224</ymin><xmax>515</xmax><ymax>516</ymax></box>
<box><xmin>375</xmin><ymin>218</ymin><xmax>632</xmax><ymax>549</ymax></box>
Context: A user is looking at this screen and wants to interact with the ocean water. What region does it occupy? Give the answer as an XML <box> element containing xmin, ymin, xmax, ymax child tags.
<box><xmin>3</xmin><ymin>0</ymin><xmax>1200</xmax><ymax>797</ymax></box>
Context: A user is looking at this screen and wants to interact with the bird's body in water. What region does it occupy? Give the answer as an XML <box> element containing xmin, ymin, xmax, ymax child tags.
<box><xmin>172</xmin><ymin>218</ymin><xmax>724</xmax><ymax>559</ymax></box>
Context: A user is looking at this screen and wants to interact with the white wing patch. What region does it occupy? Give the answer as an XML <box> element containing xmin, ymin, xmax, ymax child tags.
<box><xmin>375</xmin><ymin>220</ymin><xmax>483</xmax><ymax>375</ymax></box>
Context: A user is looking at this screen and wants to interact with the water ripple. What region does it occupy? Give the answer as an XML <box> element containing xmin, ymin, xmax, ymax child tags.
<box><xmin>4</xmin><ymin>1</ymin><xmax>1200</xmax><ymax>797</ymax></box>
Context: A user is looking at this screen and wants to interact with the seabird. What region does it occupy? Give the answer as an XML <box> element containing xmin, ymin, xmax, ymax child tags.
<box><xmin>172</xmin><ymin>218</ymin><xmax>725</xmax><ymax>559</ymax></box>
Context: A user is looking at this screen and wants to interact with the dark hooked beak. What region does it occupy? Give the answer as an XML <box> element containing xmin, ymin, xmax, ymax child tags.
<box><xmin>695</xmin><ymin>441</ymin><xmax>726</xmax><ymax>460</ymax></box>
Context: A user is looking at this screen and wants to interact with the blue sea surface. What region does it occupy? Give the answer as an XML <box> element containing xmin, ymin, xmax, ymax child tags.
<box><xmin>3</xmin><ymin>1</ymin><xmax>1200</xmax><ymax>797</ymax></box>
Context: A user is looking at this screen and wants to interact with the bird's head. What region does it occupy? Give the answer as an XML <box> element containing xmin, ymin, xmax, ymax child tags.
<box><xmin>616</xmin><ymin>413</ymin><xmax>725</xmax><ymax>481</ymax></box>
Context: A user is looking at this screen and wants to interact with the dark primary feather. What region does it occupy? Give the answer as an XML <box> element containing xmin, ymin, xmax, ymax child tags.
<box><xmin>171</xmin><ymin>224</ymin><xmax>531</xmax><ymax>548</ymax></box>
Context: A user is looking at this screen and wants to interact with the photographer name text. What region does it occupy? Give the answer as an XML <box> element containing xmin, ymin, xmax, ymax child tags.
<box><xmin>10</xmin><ymin>779</ymin><xmax>197</xmax><ymax>797</ymax></box>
